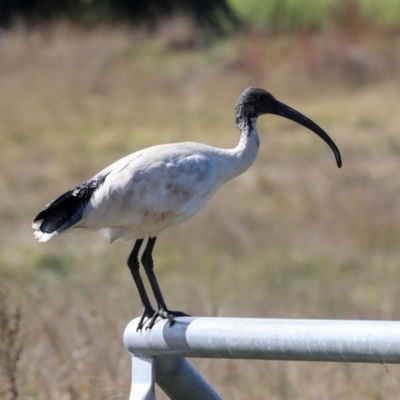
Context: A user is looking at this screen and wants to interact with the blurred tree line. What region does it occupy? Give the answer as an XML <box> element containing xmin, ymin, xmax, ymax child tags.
<box><xmin>0</xmin><ymin>0</ymin><xmax>240</xmax><ymax>31</ymax></box>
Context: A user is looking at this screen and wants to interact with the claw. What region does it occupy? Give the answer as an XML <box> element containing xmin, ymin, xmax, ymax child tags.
<box><xmin>145</xmin><ymin>309</ymin><xmax>191</xmax><ymax>330</ymax></box>
<box><xmin>146</xmin><ymin>312</ymin><xmax>159</xmax><ymax>330</ymax></box>
<box><xmin>136</xmin><ymin>307</ymin><xmax>156</xmax><ymax>331</ymax></box>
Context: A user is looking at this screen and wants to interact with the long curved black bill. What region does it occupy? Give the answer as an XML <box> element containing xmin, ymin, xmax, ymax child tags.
<box><xmin>269</xmin><ymin>100</ymin><xmax>342</xmax><ymax>168</ymax></box>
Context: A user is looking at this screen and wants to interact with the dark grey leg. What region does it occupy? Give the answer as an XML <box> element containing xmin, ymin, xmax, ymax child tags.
<box><xmin>141</xmin><ymin>237</ymin><xmax>190</xmax><ymax>329</ymax></box>
<box><xmin>127</xmin><ymin>239</ymin><xmax>156</xmax><ymax>331</ymax></box>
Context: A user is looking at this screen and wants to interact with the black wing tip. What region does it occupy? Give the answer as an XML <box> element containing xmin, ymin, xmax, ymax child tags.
<box><xmin>32</xmin><ymin>174</ymin><xmax>108</xmax><ymax>235</ymax></box>
<box><xmin>33</xmin><ymin>211</ymin><xmax>46</xmax><ymax>224</ymax></box>
<box><xmin>32</xmin><ymin>190</ymin><xmax>81</xmax><ymax>235</ymax></box>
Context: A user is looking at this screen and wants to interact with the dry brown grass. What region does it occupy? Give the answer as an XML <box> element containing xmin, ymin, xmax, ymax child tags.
<box><xmin>1</xmin><ymin>23</ymin><xmax>400</xmax><ymax>399</ymax></box>
<box><xmin>0</xmin><ymin>286</ymin><xmax>22</xmax><ymax>400</ymax></box>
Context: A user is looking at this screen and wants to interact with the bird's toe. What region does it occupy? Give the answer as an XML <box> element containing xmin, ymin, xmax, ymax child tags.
<box><xmin>136</xmin><ymin>307</ymin><xmax>156</xmax><ymax>331</ymax></box>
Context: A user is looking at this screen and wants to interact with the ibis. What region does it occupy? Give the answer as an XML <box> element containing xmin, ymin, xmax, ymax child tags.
<box><xmin>33</xmin><ymin>87</ymin><xmax>342</xmax><ymax>330</ymax></box>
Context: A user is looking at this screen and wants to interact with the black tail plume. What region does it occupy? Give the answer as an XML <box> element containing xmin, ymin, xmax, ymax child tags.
<box><xmin>33</xmin><ymin>174</ymin><xmax>107</xmax><ymax>236</ymax></box>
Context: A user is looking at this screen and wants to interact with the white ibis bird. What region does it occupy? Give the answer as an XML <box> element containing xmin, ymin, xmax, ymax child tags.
<box><xmin>33</xmin><ymin>87</ymin><xmax>342</xmax><ymax>330</ymax></box>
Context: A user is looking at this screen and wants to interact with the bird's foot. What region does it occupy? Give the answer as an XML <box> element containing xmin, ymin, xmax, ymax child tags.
<box><xmin>136</xmin><ymin>307</ymin><xmax>156</xmax><ymax>332</ymax></box>
<box><xmin>146</xmin><ymin>308</ymin><xmax>191</xmax><ymax>330</ymax></box>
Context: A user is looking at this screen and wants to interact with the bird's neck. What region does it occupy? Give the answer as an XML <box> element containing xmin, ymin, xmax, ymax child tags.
<box><xmin>221</xmin><ymin>115</ymin><xmax>260</xmax><ymax>182</ymax></box>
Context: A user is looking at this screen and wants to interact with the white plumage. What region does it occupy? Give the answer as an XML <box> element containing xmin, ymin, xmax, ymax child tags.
<box><xmin>34</xmin><ymin>140</ymin><xmax>256</xmax><ymax>242</ymax></box>
<box><xmin>33</xmin><ymin>87</ymin><xmax>341</xmax><ymax>329</ymax></box>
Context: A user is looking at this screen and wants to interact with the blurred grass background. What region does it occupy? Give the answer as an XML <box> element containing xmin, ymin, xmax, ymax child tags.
<box><xmin>1</xmin><ymin>0</ymin><xmax>400</xmax><ymax>398</ymax></box>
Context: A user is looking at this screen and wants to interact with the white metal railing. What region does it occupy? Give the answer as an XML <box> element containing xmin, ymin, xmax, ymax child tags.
<box><xmin>124</xmin><ymin>316</ymin><xmax>400</xmax><ymax>399</ymax></box>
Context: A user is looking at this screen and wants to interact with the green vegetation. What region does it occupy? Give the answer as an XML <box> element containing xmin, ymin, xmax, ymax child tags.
<box><xmin>2</xmin><ymin>0</ymin><xmax>400</xmax><ymax>33</ymax></box>
<box><xmin>228</xmin><ymin>0</ymin><xmax>400</xmax><ymax>30</ymax></box>
<box><xmin>0</xmin><ymin>0</ymin><xmax>239</xmax><ymax>32</ymax></box>
<box><xmin>1</xmin><ymin>22</ymin><xmax>400</xmax><ymax>399</ymax></box>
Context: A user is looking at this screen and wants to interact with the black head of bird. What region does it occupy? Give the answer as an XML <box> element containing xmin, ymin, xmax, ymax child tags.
<box><xmin>236</xmin><ymin>87</ymin><xmax>342</xmax><ymax>168</ymax></box>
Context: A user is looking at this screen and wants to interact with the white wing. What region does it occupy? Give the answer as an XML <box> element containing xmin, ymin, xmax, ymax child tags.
<box><xmin>80</xmin><ymin>142</ymin><xmax>223</xmax><ymax>240</ymax></box>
